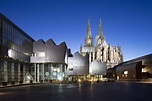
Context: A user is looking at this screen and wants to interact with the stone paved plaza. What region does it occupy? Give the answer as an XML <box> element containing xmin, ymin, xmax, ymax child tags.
<box><xmin>0</xmin><ymin>82</ymin><xmax>152</xmax><ymax>101</ymax></box>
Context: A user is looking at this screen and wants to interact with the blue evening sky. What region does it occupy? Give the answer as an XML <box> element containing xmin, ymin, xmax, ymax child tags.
<box><xmin>0</xmin><ymin>0</ymin><xmax>152</xmax><ymax>61</ymax></box>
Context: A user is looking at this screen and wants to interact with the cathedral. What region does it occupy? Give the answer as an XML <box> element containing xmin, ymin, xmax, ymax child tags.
<box><xmin>80</xmin><ymin>19</ymin><xmax>123</xmax><ymax>68</ymax></box>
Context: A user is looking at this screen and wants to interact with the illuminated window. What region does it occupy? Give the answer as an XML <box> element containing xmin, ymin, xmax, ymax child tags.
<box><xmin>57</xmin><ymin>68</ymin><xmax>60</xmax><ymax>72</ymax></box>
<box><xmin>8</xmin><ymin>49</ymin><xmax>12</xmax><ymax>57</ymax></box>
<box><xmin>37</xmin><ymin>52</ymin><xmax>45</xmax><ymax>57</ymax></box>
<box><xmin>53</xmin><ymin>68</ymin><xmax>57</xmax><ymax>71</ymax></box>
<box><xmin>124</xmin><ymin>71</ymin><xmax>128</xmax><ymax>75</ymax></box>
<box><xmin>142</xmin><ymin>68</ymin><xmax>147</xmax><ymax>72</ymax></box>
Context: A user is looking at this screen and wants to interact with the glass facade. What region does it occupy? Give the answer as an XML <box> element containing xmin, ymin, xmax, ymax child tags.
<box><xmin>0</xmin><ymin>18</ymin><xmax>2</xmax><ymax>56</ymax></box>
<box><xmin>0</xmin><ymin>13</ymin><xmax>71</xmax><ymax>85</ymax></box>
<box><xmin>1</xmin><ymin>19</ymin><xmax>34</xmax><ymax>62</ymax></box>
<box><xmin>0</xmin><ymin>13</ymin><xmax>34</xmax><ymax>84</ymax></box>
<box><xmin>30</xmin><ymin>63</ymin><xmax>66</xmax><ymax>82</ymax></box>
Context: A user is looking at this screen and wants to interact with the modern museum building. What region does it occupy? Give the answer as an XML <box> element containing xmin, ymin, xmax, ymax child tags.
<box><xmin>0</xmin><ymin>13</ymin><xmax>152</xmax><ymax>85</ymax></box>
<box><xmin>0</xmin><ymin>13</ymin><xmax>92</xmax><ymax>85</ymax></box>
<box><xmin>0</xmin><ymin>13</ymin><xmax>34</xmax><ymax>84</ymax></box>
<box><xmin>0</xmin><ymin>13</ymin><xmax>72</xmax><ymax>84</ymax></box>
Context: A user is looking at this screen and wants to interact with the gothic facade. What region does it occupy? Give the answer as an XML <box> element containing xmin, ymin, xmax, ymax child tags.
<box><xmin>80</xmin><ymin>20</ymin><xmax>123</xmax><ymax>68</ymax></box>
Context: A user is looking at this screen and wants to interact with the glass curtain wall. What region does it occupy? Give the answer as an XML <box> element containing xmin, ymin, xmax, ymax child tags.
<box><xmin>0</xmin><ymin>18</ymin><xmax>2</xmax><ymax>56</ymax></box>
<box><xmin>0</xmin><ymin>14</ymin><xmax>34</xmax><ymax>84</ymax></box>
<box><xmin>2</xmin><ymin>21</ymin><xmax>33</xmax><ymax>62</ymax></box>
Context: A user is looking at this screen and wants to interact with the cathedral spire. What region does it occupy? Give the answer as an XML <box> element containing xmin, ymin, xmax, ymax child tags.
<box><xmin>98</xmin><ymin>19</ymin><xmax>103</xmax><ymax>37</ymax></box>
<box><xmin>96</xmin><ymin>19</ymin><xmax>105</xmax><ymax>46</ymax></box>
<box><xmin>87</xmin><ymin>19</ymin><xmax>92</xmax><ymax>38</ymax></box>
<box><xmin>85</xmin><ymin>19</ymin><xmax>93</xmax><ymax>47</ymax></box>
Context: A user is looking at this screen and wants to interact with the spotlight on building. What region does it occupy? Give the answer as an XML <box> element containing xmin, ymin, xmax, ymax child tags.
<box><xmin>58</xmin><ymin>76</ymin><xmax>63</xmax><ymax>81</ymax></box>
<box><xmin>78</xmin><ymin>79</ymin><xmax>81</xmax><ymax>83</ymax></box>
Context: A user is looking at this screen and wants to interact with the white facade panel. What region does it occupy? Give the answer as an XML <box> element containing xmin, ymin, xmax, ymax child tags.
<box><xmin>90</xmin><ymin>60</ymin><xmax>107</xmax><ymax>75</ymax></box>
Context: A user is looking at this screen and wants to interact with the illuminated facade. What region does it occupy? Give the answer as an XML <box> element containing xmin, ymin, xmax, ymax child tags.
<box><xmin>80</xmin><ymin>20</ymin><xmax>123</xmax><ymax>68</ymax></box>
<box><xmin>30</xmin><ymin>39</ymin><xmax>68</xmax><ymax>82</ymax></box>
<box><xmin>66</xmin><ymin>52</ymin><xmax>89</xmax><ymax>81</ymax></box>
<box><xmin>0</xmin><ymin>14</ymin><xmax>121</xmax><ymax>84</ymax></box>
<box><xmin>0</xmin><ymin>13</ymin><xmax>34</xmax><ymax>84</ymax></box>
<box><xmin>89</xmin><ymin>60</ymin><xmax>106</xmax><ymax>75</ymax></box>
<box><xmin>1</xmin><ymin>13</ymin><xmax>151</xmax><ymax>85</ymax></box>
<box><xmin>66</xmin><ymin>52</ymin><xmax>107</xmax><ymax>81</ymax></box>
<box><xmin>0</xmin><ymin>13</ymin><xmax>70</xmax><ymax>84</ymax></box>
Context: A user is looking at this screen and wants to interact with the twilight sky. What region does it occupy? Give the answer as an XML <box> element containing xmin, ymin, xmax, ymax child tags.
<box><xmin>0</xmin><ymin>0</ymin><xmax>152</xmax><ymax>61</ymax></box>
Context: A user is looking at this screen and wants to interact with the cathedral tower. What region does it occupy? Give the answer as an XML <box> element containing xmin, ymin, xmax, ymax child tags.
<box><xmin>80</xmin><ymin>19</ymin><xmax>123</xmax><ymax>68</ymax></box>
<box><xmin>85</xmin><ymin>19</ymin><xmax>94</xmax><ymax>47</ymax></box>
<box><xmin>96</xmin><ymin>19</ymin><xmax>106</xmax><ymax>46</ymax></box>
